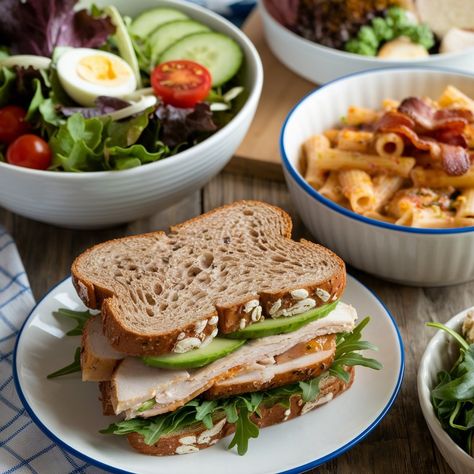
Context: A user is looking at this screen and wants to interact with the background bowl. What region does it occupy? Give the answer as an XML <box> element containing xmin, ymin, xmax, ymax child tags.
<box><xmin>418</xmin><ymin>308</ymin><xmax>474</xmax><ymax>474</ymax></box>
<box><xmin>0</xmin><ymin>0</ymin><xmax>263</xmax><ymax>229</ymax></box>
<box><xmin>281</xmin><ymin>68</ymin><xmax>474</xmax><ymax>287</ymax></box>
<box><xmin>259</xmin><ymin>0</ymin><xmax>474</xmax><ymax>84</ymax></box>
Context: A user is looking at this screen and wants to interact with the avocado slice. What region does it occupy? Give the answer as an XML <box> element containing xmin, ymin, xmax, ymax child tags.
<box><xmin>225</xmin><ymin>301</ymin><xmax>339</xmax><ymax>339</ymax></box>
<box><xmin>142</xmin><ymin>337</ymin><xmax>246</xmax><ymax>369</ymax></box>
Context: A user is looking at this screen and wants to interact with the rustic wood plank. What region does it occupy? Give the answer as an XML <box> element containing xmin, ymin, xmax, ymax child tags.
<box><xmin>203</xmin><ymin>172</ymin><xmax>456</xmax><ymax>474</ymax></box>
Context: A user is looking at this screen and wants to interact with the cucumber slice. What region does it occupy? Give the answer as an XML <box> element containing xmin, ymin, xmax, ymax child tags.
<box><xmin>160</xmin><ymin>32</ymin><xmax>243</xmax><ymax>86</ymax></box>
<box><xmin>150</xmin><ymin>20</ymin><xmax>210</xmax><ymax>66</ymax></box>
<box><xmin>104</xmin><ymin>6</ymin><xmax>141</xmax><ymax>88</ymax></box>
<box><xmin>131</xmin><ymin>8</ymin><xmax>189</xmax><ymax>37</ymax></box>
<box><xmin>225</xmin><ymin>301</ymin><xmax>339</xmax><ymax>339</ymax></box>
<box><xmin>142</xmin><ymin>337</ymin><xmax>246</xmax><ymax>369</ymax></box>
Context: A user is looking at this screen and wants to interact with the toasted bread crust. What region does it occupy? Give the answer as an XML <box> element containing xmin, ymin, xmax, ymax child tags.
<box><xmin>72</xmin><ymin>201</ymin><xmax>346</xmax><ymax>356</ymax></box>
<box><xmin>126</xmin><ymin>368</ymin><xmax>354</xmax><ymax>456</ymax></box>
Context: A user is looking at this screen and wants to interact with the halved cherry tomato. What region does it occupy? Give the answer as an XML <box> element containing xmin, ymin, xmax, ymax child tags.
<box><xmin>151</xmin><ymin>60</ymin><xmax>212</xmax><ymax>108</ymax></box>
<box><xmin>6</xmin><ymin>134</ymin><xmax>52</xmax><ymax>170</ymax></box>
<box><xmin>0</xmin><ymin>105</ymin><xmax>29</xmax><ymax>144</ymax></box>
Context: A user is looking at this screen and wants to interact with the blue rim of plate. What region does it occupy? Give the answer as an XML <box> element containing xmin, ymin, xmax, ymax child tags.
<box><xmin>13</xmin><ymin>274</ymin><xmax>404</xmax><ymax>474</ymax></box>
<box><xmin>280</xmin><ymin>65</ymin><xmax>474</xmax><ymax>235</ymax></box>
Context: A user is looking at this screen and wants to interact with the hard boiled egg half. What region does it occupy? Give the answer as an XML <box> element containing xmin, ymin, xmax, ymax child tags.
<box><xmin>57</xmin><ymin>48</ymin><xmax>136</xmax><ymax>107</ymax></box>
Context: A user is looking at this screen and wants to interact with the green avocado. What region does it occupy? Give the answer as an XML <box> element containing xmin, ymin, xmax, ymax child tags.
<box><xmin>225</xmin><ymin>301</ymin><xmax>339</xmax><ymax>339</ymax></box>
<box><xmin>142</xmin><ymin>337</ymin><xmax>246</xmax><ymax>369</ymax></box>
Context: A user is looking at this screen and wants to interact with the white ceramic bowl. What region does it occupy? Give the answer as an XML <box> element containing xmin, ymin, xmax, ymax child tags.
<box><xmin>418</xmin><ymin>308</ymin><xmax>474</xmax><ymax>474</ymax></box>
<box><xmin>281</xmin><ymin>68</ymin><xmax>474</xmax><ymax>287</ymax></box>
<box><xmin>259</xmin><ymin>0</ymin><xmax>474</xmax><ymax>84</ymax></box>
<box><xmin>0</xmin><ymin>0</ymin><xmax>263</xmax><ymax>229</ymax></box>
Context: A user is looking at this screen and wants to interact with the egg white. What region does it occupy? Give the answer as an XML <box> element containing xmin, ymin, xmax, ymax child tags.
<box><xmin>57</xmin><ymin>48</ymin><xmax>137</xmax><ymax>107</ymax></box>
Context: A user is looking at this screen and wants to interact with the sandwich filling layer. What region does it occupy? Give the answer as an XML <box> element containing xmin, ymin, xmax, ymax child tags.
<box><xmin>107</xmin><ymin>302</ymin><xmax>357</xmax><ymax>417</ymax></box>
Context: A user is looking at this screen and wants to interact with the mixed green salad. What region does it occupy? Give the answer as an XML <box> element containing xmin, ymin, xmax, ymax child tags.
<box><xmin>428</xmin><ymin>315</ymin><xmax>474</xmax><ymax>456</ymax></box>
<box><xmin>0</xmin><ymin>0</ymin><xmax>245</xmax><ymax>171</ymax></box>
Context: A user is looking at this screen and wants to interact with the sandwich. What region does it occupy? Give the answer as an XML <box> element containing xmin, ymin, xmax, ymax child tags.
<box><xmin>63</xmin><ymin>201</ymin><xmax>381</xmax><ymax>456</ymax></box>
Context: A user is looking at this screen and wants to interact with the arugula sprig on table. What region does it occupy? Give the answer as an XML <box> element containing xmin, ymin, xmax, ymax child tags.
<box><xmin>428</xmin><ymin>322</ymin><xmax>474</xmax><ymax>455</ymax></box>
<box><xmin>101</xmin><ymin>317</ymin><xmax>382</xmax><ymax>455</ymax></box>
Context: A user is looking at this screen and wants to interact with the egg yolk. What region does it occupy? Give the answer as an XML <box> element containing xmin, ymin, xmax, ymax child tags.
<box><xmin>77</xmin><ymin>55</ymin><xmax>130</xmax><ymax>87</ymax></box>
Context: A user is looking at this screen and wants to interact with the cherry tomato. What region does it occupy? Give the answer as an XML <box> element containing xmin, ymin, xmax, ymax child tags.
<box><xmin>0</xmin><ymin>105</ymin><xmax>29</xmax><ymax>144</ymax></box>
<box><xmin>151</xmin><ymin>60</ymin><xmax>212</xmax><ymax>108</ymax></box>
<box><xmin>6</xmin><ymin>134</ymin><xmax>52</xmax><ymax>170</ymax></box>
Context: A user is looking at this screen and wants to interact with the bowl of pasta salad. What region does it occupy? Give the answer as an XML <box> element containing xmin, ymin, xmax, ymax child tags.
<box><xmin>0</xmin><ymin>0</ymin><xmax>263</xmax><ymax>228</ymax></box>
<box><xmin>281</xmin><ymin>67</ymin><xmax>474</xmax><ymax>286</ymax></box>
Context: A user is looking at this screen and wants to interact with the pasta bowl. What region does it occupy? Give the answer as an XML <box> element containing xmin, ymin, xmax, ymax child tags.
<box><xmin>281</xmin><ymin>67</ymin><xmax>474</xmax><ymax>286</ymax></box>
<box><xmin>0</xmin><ymin>0</ymin><xmax>263</xmax><ymax>229</ymax></box>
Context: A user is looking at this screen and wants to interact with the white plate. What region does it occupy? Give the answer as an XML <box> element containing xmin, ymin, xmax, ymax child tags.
<box><xmin>13</xmin><ymin>275</ymin><xmax>404</xmax><ymax>474</ymax></box>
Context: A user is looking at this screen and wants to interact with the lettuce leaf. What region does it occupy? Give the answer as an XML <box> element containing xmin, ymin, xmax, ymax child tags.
<box><xmin>49</xmin><ymin>112</ymin><xmax>169</xmax><ymax>171</ymax></box>
<box><xmin>155</xmin><ymin>103</ymin><xmax>217</xmax><ymax>148</ymax></box>
<box><xmin>0</xmin><ymin>67</ymin><xmax>15</xmax><ymax>107</ymax></box>
<box><xmin>61</xmin><ymin>96</ymin><xmax>130</xmax><ymax>119</ymax></box>
<box><xmin>0</xmin><ymin>0</ymin><xmax>115</xmax><ymax>57</ymax></box>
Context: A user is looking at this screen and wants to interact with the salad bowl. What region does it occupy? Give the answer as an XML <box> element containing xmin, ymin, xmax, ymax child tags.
<box><xmin>281</xmin><ymin>67</ymin><xmax>474</xmax><ymax>286</ymax></box>
<box><xmin>258</xmin><ymin>0</ymin><xmax>474</xmax><ymax>84</ymax></box>
<box><xmin>418</xmin><ymin>308</ymin><xmax>474</xmax><ymax>474</ymax></box>
<box><xmin>0</xmin><ymin>0</ymin><xmax>263</xmax><ymax>229</ymax></box>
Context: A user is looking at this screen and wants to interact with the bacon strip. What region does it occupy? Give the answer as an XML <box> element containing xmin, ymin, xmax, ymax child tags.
<box><xmin>376</xmin><ymin>111</ymin><xmax>470</xmax><ymax>176</ymax></box>
<box><xmin>398</xmin><ymin>97</ymin><xmax>473</xmax><ymax>131</ymax></box>
<box><xmin>440</xmin><ymin>143</ymin><xmax>471</xmax><ymax>176</ymax></box>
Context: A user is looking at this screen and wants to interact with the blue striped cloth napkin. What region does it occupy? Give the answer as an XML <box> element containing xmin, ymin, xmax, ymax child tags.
<box><xmin>0</xmin><ymin>227</ymin><xmax>106</xmax><ymax>473</ymax></box>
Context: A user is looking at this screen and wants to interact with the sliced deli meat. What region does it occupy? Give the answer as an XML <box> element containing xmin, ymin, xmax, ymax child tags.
<box><xmin>81</xmin><ymin>316</ymin><xmax>123</xmax><ymax>382</ymax></box>
<box><xmin>105</xmin><ymin>302</ymin><xmax>357</xmax><ymax>418</ymax></box>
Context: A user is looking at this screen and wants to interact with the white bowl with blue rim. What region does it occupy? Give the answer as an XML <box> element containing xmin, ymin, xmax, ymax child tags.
<box><xmin>280</xmin><ymin>67</ymin><xmax>474</xmax><ymax>287</ymax></box>
<box><xmin>258</xmin><ymin>0</ymin><xmax>474</xmax><ymax>85</ymax></box>
<box><xmin>0</xmin><ymin>0</ymin><xmax>263</xmax><ymax>229</ymax></box>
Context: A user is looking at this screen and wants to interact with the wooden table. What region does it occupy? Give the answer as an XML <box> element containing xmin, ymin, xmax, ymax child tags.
<box><xmin>1</xmin><ymin>170</ymin><xmax>463</xmax><ymax>473</ymax></box>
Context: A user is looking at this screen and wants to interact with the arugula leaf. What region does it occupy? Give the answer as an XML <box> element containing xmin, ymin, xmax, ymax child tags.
<box><xmin>53</xmin><ymin>308</ymin><xmax>94</xmax><ymax>336</ymax></box>
<box><xmin>299</xmin><ymin>376</ymin><xmax>321</xmax><ymax>402</ymax></box>
<box><xmin>47</xmin><ymin>347</ymin><xmax>81</xmax><ymax>379</ymax></box>
<box><xmin>195</xmin><ymin>400</ymin><xmax>218</xmax><ymax>426</ymax></box>
<box><xmin>427</xmin><ymin>322</ymin><xmax>470</xmax><ymax>351</ymax></box>
<box><xmin>227</xmin><ymin>406</ymin><xmax>259</xmax><ymax>456</ymax></box>
<box><xmin>428</xmin><ymin>322</ymin><xmax>474</xmax><ymax>455</ymax></box>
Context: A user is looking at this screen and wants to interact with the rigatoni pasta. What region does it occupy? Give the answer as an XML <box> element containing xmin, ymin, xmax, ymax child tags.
<box><xmin>301</xmin><ymin>86</ymin><xmax>474</xmax><ymax>228</ymax></box>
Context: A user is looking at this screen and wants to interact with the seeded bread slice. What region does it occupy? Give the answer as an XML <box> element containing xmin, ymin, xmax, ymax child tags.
<box><xmin>126</xmin><ymin>368</ymin><xmax>354</xmax><ymax>456</ymax></box>
<box><xmin>72</xmin><ymin>201</ymin><xmax>345</xmax><ymax>356</ymax></box>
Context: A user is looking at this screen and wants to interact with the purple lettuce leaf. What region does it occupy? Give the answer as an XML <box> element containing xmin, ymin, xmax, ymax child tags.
<box><xmin>61</xmin><ymin>96</ymin><xmax>130</xmax><ymax>119</ymax></box>
<box><xmin>0</xmin><ymin>0</ymin><xmax>115</xmax><ymax>57</ymax></box>
<box><xmin>155</xmin><ymin>103</ymin><xmax>217</xmax><ymax>149</ymax></box>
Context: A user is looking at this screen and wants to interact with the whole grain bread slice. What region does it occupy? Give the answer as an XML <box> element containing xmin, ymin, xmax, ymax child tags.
<box><xmin>125</xmin><ymin>368</ymin><xmax>354</xmax><ymax>456</ymax></box>
<box><xmin>72</xmin><ymin>201</ymin><xmax>345</xmax><ymax>356</ymax></box>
